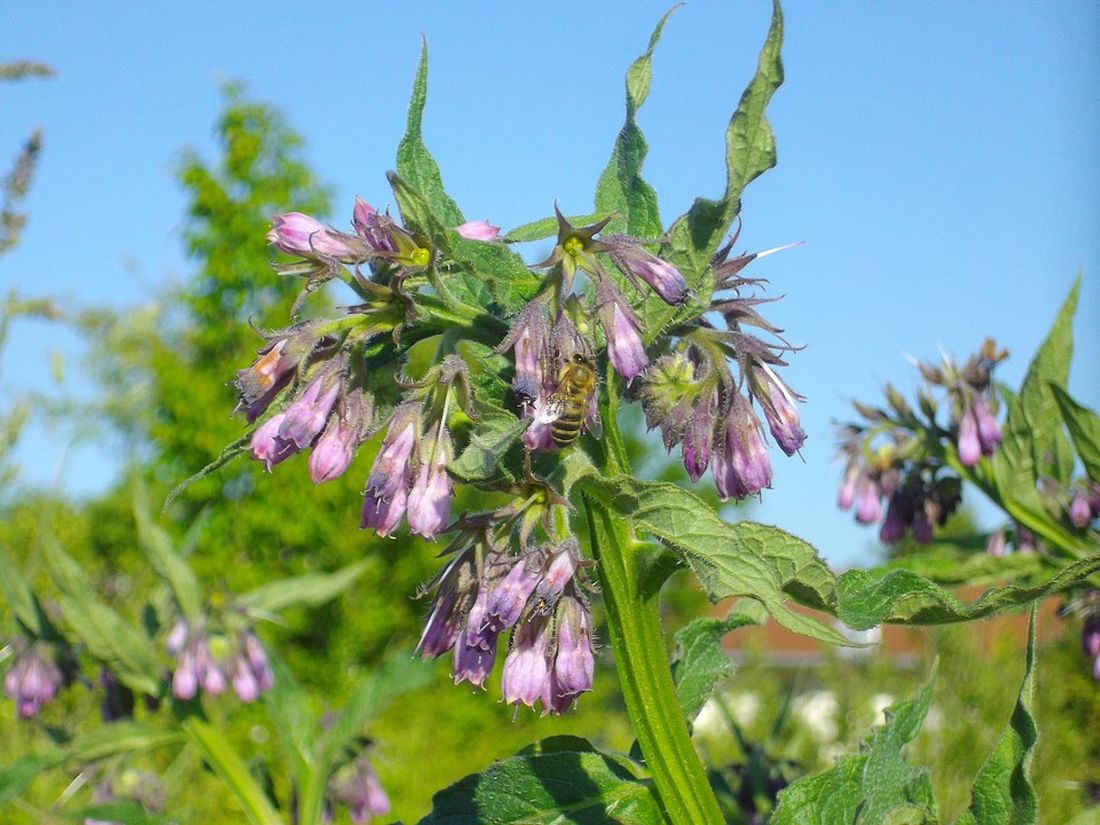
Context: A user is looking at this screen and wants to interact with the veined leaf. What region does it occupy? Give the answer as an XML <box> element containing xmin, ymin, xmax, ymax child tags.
<box><xmin>880</xmin><ymin>546</ymin><xmax>1047</xmax><ymax>588</ymax></box>
<box><xmin>594</xmin><ymin>6</ymin><xmax>676</xmax><ymax>238</ymax></box>
<box><xmin>954</xmin><ymin>609</ymin><xmax>1038</xmax><ymax>825</ymax></box>
<box><xmin>396</xmin><ymin>39</ymin><xmax>464</xmax><ymax>228</ymax></box>
<box><xmin>133</xmin><ymin>482</ymin><xmax>203</xmax><ymax>620</ymax></box>
<box><xmin>771</xmin><ymin>664</ymin><xmax>939</xmax><ymax>825</ymax></box>
<box><xmin>237</xmin><ymin>559</ymin><xmax>370</xmax><ymax>616</ymax></box>
<box><xmin>449</xmin><ymin>411</ymin><xmax>528</xmax><ymax>482</ymax></box>
<box><xmin>417</xmin><ymin>738</ymin><xmax>661</xmax><ymax>824</ymax></box>
<box><xmin>836</xmin><ymin>554</ymin><xmax>1100</xmax><ymax>630</ymax></box>
<box><xmin>579</xmin><ymin>474</ymin><xmax>849</xmax><ymax>646</ymax></box>
<box><xmin>43</xmin><ymin>535</ymin><xmax>162</xmax><ymax>696</ymax></box>
<box><xmin>450</xmin><ymin>236</ymin><xmax>541</xmax><ymax>313</ymax></box>
<box><xmin>671</xmin><ymin>599</ymin><xmax>766</xmax><ymax>725</ymax></box>
<box><xmin>1052</xmin><ymin>384</ymin><xmax>1100</xmax><ymax>483</ymax></box>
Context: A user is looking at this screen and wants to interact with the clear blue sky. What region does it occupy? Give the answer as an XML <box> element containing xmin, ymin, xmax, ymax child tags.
<box><xmin>2</xmin><ymin>1</ymin><xmax>1098</xmax><ymax>567</ymax></box>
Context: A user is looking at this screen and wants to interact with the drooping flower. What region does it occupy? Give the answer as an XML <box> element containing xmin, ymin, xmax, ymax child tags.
<box><xmin>986</xmin><ymin>527</ymin><xmax>1007</xmax><ymax>557</ymax></box>
<box><xmin>4</xmin><ymin>642</ymin><xmax>62</xmax><ymax>718</ymax></box>
<box><xmin>406</xmin><ymin>424</ymin><xmax>454</xmax><ymax>539</ymax></box>
<box><xmin>329</xmin><ymin>751</ymin><xmax>391</xmax><ymax>824</ymax></box>
<box><xmin>604</xmin><ymin>235</ymin><xmax>688</xmax><ymax>305</ymax></box>
<box><xmin>485</xmin><ymin>553</ymin><xmax>545</xmax><ymax>632</ymax></box>
<box><xmin>250</xmin><ymin>413</ymin><xmax>297</xmax><ymax>470</ymax></box>
<box><xmin>854</xmin><ymin>476</ymin><xmax>882</xmax><ymax>525</ymax></box>
<box><xmin>361</xmin><ymin>404</ymin><xmax>419</xmax><ymax>536</ymax></box>
<box><xmin>495</xmin><ymin>299</ymin><xmax>549</xmax><ymax>408</ymax></box>
<box><xmin>596</xmin><ymin>280</ymin><xmax>647</xmax><ymax>382</ymax></box>
<box><xmin>278</xmin><ymin>372</ymin><xmax>342</xmax><ymax>450</ymax></box>
<box><xmin>956</xmin><ymin>404</ymin><xmax>981</xmax><ymax>467</ymax></box>
<box><xmin>235</xmin><ymin>338</ymin><xmax>298</xmax><ymax>423</ymax></box>
<box><xmin>972</xmin><ymin>396</ymin><xmax>1002</xmax><ymax>455</ymax></box>
<box><xmin>1070</xmin><ymin>491</ymin><xmax>1092</xmax><ymax>529</ymax></box>
<box><xmin>309</xmin><ymin>392</ymin><xmax>366</xmax><ymax>484</ymax></box>
<box><xmin>682</xmin><ymin>391</ymin><xmax>716</xmax><ymax>483</ymax></box>
<box><xmin>549</xmin><ymin>593</ymin><xmax>594</xmax><ymax>707</ymax></box>
<box><xmin>455</xmin><ymin>219</ymin><xmax>501</xmax><ymax>241</ymax></box>
<box><xmin>501</xmin><ymin>613</ymin><xmax>552</xmax><ymax>709</ymax></box>
<box><xmin>712</xmin><ymin>395</ymin><xmax>773</xmax><ymax>501</ymax></box>
<box><xmin>749</xmin><ymin>362</ymin><xmax>806</xmax><ymax>457</ymax></box>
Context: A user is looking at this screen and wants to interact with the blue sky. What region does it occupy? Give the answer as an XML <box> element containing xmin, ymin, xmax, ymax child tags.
<box><xmin>2</xmin><ymin>1</ymin><xmax>1098</xmax><ymax>567</ymax></box>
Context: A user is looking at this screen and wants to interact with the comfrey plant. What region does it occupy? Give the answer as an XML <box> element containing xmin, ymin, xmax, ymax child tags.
<box><xmin>21</xmin><ymin>6</ymin><xmax>1078</xmax><ymax>825</ymax></box>
<box><xmin>836</xmin><ymin>283</ymin><xmax>1100</xmax><ymax>683</ymax></box>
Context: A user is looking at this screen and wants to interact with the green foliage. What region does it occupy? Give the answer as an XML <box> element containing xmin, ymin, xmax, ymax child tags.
<box><xmin>418</xmin><ymin>736</ymin><xmax>661</xmax><ymax>825</ymax></box>
<box><xmin>1052</xmin><ymin>384</ymin><xmax>1100</xmax><ymax>484</ymax></box>
<box><xmin>771</xmin><ymin>665</ymin><xmax>939</xmax><ymax>825</ymax></box>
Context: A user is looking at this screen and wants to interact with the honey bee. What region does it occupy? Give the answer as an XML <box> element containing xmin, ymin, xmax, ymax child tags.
<box><xmin>545</xmin><ymin>352</ymin><xmax>599</xmax><ymax>447</ymax></box>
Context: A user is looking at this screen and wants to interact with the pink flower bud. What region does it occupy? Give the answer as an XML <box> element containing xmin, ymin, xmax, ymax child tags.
<box><xmin>596</xmin><ymin>282</ymin><xmax>648</xmax><ymax>382</ymax></box>
<box><xmin>455</xmin><ymin>219</ymin><xmax>501</xmax><ymax>241</ymax></box>
<box><xmin>406</xmin><ymin>426</ymin><xmax>453</xmax><ymax>540</ymax></box>
<box><xmin>279</xmin><ymin>376</ymin><xmax>341</xmax><ymax>450</ymax></box>
<box><xmin>251</xmin><ymin>413</ymin><xmax>297</xmax><ymax>471</ymax></box>
<box><xmin>267</xmin><ymin>212</ymin><xmax>365</xmax><ymax>260</ymax></box>
<box><xmin>957</xmin><ymin>406</ymin><xmax>981</xmax><ymax>467</ymax></box>
<box><xmin>606</xmin><ymin>236</ymin><xmax>688</xmax><ymax>305</ymax></box>
<box><xmin>308</xmin><ymin>416</ymin><xmax>357</xmax><ymax>484</ymax></box>
<box><xmin>1070</xmin><ymin>491</ymin><xmax>1092</xmax><ymax>529</ymax></box>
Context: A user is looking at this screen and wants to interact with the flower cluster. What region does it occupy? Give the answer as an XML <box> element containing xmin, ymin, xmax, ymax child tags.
<box><xmin>222</xmin><ymin>191</ymin><xmax>805</xmax><ymax>714</ymax></box>
<box><xmin>418</xmin><ymin>533</ymin><xmax>595</xmax><ymax>715</ymax></box>
<box><xmin>3</xmin><ymin>640</ymin><xmax>63</xmax><ymax>718</ymax></box>
<box><xmin>835</xmin><ymin>341</ymin><xmax>1007</xmax><ymax>545</ymax></box>
<box><xmin>638</xmin><ymin>235</ymin><xmax>806</xmax><ymax>499</ymax></box>
<box><xmin>167</xmin><ymin>620</ymin><xmax>273</xmax><ymax>703</ymax></box>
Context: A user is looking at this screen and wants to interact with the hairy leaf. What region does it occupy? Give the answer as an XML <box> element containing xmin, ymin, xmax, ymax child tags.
<box><xmin>836</xmin><ymin>554</ymin><xmax>1100</xmax><ymax>630</ymax></box>
<box><xmin>993</xmin><ymin>278</ymin><xmax>1080</xmax><ymax>505</ymax></box>
<box><xmin>451</xmin><ymin>236</ymin><xmax>542</xmax><ymax>313</ymax></box>
<box><xmin>133</xmin><ymin>482</ymin><xmax>203</xmax><ymax>620</ymax></box>
<box><xmin>449</xmin><ymin>411</ymin><xmax>528</xmax><ymax>482</ymax></box>
<box><xmin>237</xmin><ymin>559</ymin><xmax>370</xmax><ymax>616</ymax></box>
<box><xmin>418</xmin><ymin>738</ymin><xmax>661</xmax><ymax>824</ymax></box>
<box><xmin>580</xmin><ymin>475</ymin><xmax>849</xmax><ymax>646</ymax></box>
<box><xmin>671</xmin><ymin>600</ymin><xmax>767</xmax><ymax>725</ymax></box>
<box><xmin>397</xmin><ymin>39</ymin><xmax>464</xmax><ymax>228</ymax></box>
<box><xmin>771</xmin><ymin>665</ymin><xmax>939</xmax><ymax>825</ymax></box>
<box><xmin>880</xmin><ymin>547</ymin><xmax>1047</xmax><ymax>588</ymax></box>
<box><xmin>1052</xmin><ymin>384</ymin><xmax>1100</xmax><ymax>483</ymax></box>
<box><xmin>43</xmin><ymin>535</ymin><xmax>162</xmax><ymax>696</ymax></box>
<box><xmin>955</xmin><ymin>610</ymin><xmax>1038</xmax><ymax>825</ymax></box>
<box><xmin>594</xmin><ymin>6</ymin><xmax>675</xmax><ymax>238</ymax></box>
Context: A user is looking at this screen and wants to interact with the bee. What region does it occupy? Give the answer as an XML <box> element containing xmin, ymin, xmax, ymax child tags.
<box><xmin>545</xmin><ymin>352</ymin><xmax>599</xmax><ymax>447</ymax></box>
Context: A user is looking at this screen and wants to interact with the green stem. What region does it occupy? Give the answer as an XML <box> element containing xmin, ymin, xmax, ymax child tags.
<box><xmin>584</xmin><ymin>499</ymin><xmax>723</xmax><ymax>824</ymax></box>
<box><xmin>583</xmin><ymin>370</ymin><xmax>723</xmax><ymax>823</ymax></box>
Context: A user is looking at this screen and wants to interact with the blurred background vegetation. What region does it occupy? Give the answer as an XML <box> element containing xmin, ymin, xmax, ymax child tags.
<box><xmin>2</xmin><ymin>86</ymin><xmax>1098</xmax><ymax>824</ymax></box>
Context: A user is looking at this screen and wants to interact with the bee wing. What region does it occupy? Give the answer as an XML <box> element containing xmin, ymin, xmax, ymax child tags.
<box><xmin>534</xmin><ymin>396</ymin><xmax>564</xmax><ymax>425</ymax></box>
<box><xmin>585</xmin><ymin>407</ymin><xmax>603</xmax><ymax>439</ymax></box>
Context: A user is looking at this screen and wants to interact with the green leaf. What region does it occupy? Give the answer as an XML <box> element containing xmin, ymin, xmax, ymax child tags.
<box><xmin>320</xmin><ymin>655</ymin><xmax>434</xmax><ymax>768</ymax></box>
<box><xmin>387</xmin><ymin>170</ymin><xmax>454</xmax><ymax>254</ymax></box>
<box><xmin>67</xmin><ymin>720</ymin><xmax>182</xmax><ymax>762</ymax></box>
<box><xmin>417</xmin><ymin>738</ymin><xmax>661</xmax><ymax>824</ymax></box>
<box><xmin>0</xmin><ymin>545</ymin><xmax>46</xmax><ymax>636</ymax></box>
<box><xmin>396</xmin><ymin>39</ymin><xmax>464</xmax><ymax>228</ymax></box>
<box><xmin>662</xmin><ymin>0</ymin><xmax>784</xmax><ymax>280</ymax></box>
<box><xmin>835</xmin><ymin>554</ymin><xmax>1100</xmax><ymax>630</ymax></box>
<box><xmin>671</xmin><ymin>600</ymin><xmax>766</xmax><ymax>725</ymax></box>
<box><xmin>450</xmin><ymin>236</ymin><xmax>542</xmax><ymax>313</ymax></box>
<box><xmin>133</xmin><ymin>482</ymin><xmax>203</xmax><ymax>620</ymax></box>
<box><xmin>880</xmin><ymin>546</ymin><xmax>1047</xmax><ymax>588</ymax></box>
<box><xmin>183</xmin><ymin>718</ymin><xmax>282</xmax><ymax>825</ymax></box>
<box><xmin>771</xmin><ymin>664</ymin><xmax>939</xmax><ymax>825</ymax></box>
<box><xmin>261</xmin><ymin>651</ymin><xmax>316</xmax><ymax>782</ymax></box>
<box><xmin>237</xmin><ymin>559</ymin><xmax>370</xmax><ymax>616</ymax></box>
<box><xmin>993</xmin><ymin>278</ymin><xmax>1080</xmax><ymax>502</ymax></box>
<box><xmin>71</xmin><ymin>802</ymin><xmax>164</xmax><ymax>825</ymax></box>
<box><xmin>955</xmin><ymin>609</ymin><xmax>1038</xmax><ymax>825</ymax></box>
<box><xmin>503</xmin><ymin>213</ymin><xmax>602</xmax><ymax>243</ymax></box>
<box><xmin>580</xmin><ymin>475</ymin><xmax>850</xmax><ymax>647</ymax></box>
<box><xmin>42</xmin><ymin>535</ymin><xmax>162</xmax><ymax>696</ymax></box>
<box><xmin>0</xmin><ymin>753</ymin><xmax>65</xmax><ymax>804</ymax></box>
<box><xmin>1052</xmin><ymin>384</ymin><xmax>1100</xmax><ymax>483</ymax></box>
<box><xmin>0</xmin><ymin>722</ymin><xmax>179</xmax><ymax>805</ymax></box>
<box><xmin>594</xmin><ymin>6</ymin><xmax>676</xmax><ymax>238</ymax></box>
<box><xmin>449</xmin><ymin>411</ymin><xmax>528</xmax><ymax>482</ymax></box>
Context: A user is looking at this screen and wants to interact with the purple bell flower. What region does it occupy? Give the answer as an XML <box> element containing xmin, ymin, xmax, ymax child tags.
<box><xmin>957</xmin><ymin>405</ymin><xmax>981</xmax><ymax>467</ymax></box>
<box><xmin>501</xmin><ymin>615</ymin><xmax>552</xmax><ymax>710</ymax></box>
<box><xmin>4</xmin><ymin>643</ymin><xmax>62</xmax><ymax>718</ymax></box>
<box><xmin>279</xmin><ymin>375</ymin><xmax>341</xmax><ymax>450</ymax></box>
<box><xmin>596</xmin><ymin>281</ymin><xmax>647</xmax><ymax>383</ymax></box>
<box><xmin>268</xmin><ymin>212</ymin><xmax>365</xmax><ymax>261</ymax></box>
<box><xmin>605</xmin><ymin>236</ymin><xmax>688</xmax><ymax>305</ymax></box>
<box><xmin>361</xmin><ymin>404</ymin><xmax>419</xmax><ymax>536</ymax></box>
<box><xmin>750</xmin><ymin>364</ymin><xmax>806</xmax><ymax>457</ymax></box>
<box><xmin>406</xmin><ymin>425</ymin><xmax>453</xmax><ymax>540</ymax></box>
<box><xmin>251</xmin><ymin>413</ymin><xmax>297</xmax><ymax>470</ymax></box>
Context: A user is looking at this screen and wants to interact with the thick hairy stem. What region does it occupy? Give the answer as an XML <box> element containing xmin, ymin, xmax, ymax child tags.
<box><xmin>584</xmin><ymin>499</ymin><xmax>723</xmax><ymax>824</ymax></box>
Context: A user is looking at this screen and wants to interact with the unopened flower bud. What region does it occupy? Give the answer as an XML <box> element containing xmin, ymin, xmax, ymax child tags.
<box><xmin>972</xmin><ymin>396</ymin><xmax>1002</xmax><ymax>455</ymax></box>
<box><xmin>605</xmin><ymin>236</ymin><xmax>688</xmax><ymax>305</ymax></box>
<box><xmin>750</xmin><ymin>364</ymin><xmax>806</xmax><ymax>457</ymax></box>
<box><xmin>268</xmin><ymin>212</ymin><xmax>366</xmax><ymax>261</ymax></box>
<box><xmin>1070</xmin><ymin>491</ymin><xmax>1092</xmax><ymax>529</ymax></box>
<box><xmin>713</xmin><ymin>396</ymin><xmax>772</xmax><ymax>501</ymax></box>
<box><xmin>279</xmin><ymin>375</ymin><xmax>341</xmax><ymax>450</ymax></box>
<box><xmin>4</xmin><ymin>643</ymin><xmax>62</xmax><ymax>718</ymax></box>
<box><xmin>855</xmin><ymin>477</ymin><xmax>882</xmax><ymax>525</ymax></box>
<box><xmin>455</xmin><ymin>219</ymin><xmax>501</xmax><ymax>241</ymax></box>
<box><xmin>957</xmin><ymin>406</ymin><xmax>981</xmax><ymax>467</ymax></box>
<box><xmin>837</xmin><ymin>465</ymin><xmax>859</xmax><ymax>510</ymax></box>
<box><xmin>309</xmin><ymin>415</ymin><xmax>357</xmax><ymax>484</ymax></box>
<box><xmin>361</xmin><ymin>404</ymin><xmax>419</xmax><ymax>536</ymax></box>
<box><xmin>682</xmin><ymin>393</ymin><xmax>716</xmax><ymax>483</ymax></box>
<box><xmin>486</xmin><ymin>554</ymin><xmax>543</xmax><ymax>631</ymax></box>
